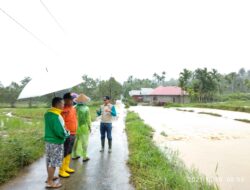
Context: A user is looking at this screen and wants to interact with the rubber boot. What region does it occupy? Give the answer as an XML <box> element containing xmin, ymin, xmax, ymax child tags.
<box><xmin>59</xmin><ymin>157</ymin><xmax>70</xmax><ymax>178</ymax></box>
<box><xmin>100</xmin><ymin>139</ymin><xmax>105</xmax><ymax>152</ymax></box>
<box><xmin>65</xmin><ymin>155</ymin><xmax>75</xmax><ymax>173</ymax></box>
<box><xmin>108</xmin><ymin>140</ymin><xmax>112</xmax><ymax>153</ymax></box>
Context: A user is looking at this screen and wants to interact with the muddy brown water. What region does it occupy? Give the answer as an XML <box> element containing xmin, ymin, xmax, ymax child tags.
<box><xmin>131</xmin><ymin>106</ymin><xmax>250</xmax><ymax>190</ymax></box>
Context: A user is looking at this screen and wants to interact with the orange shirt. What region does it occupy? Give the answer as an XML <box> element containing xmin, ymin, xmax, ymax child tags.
<box><xmin>61</xmin><ymin>106</ymin><xmax>77</xmax><ymax>135</ymax></box>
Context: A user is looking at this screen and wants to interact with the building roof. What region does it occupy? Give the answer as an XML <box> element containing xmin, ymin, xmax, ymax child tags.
<box><xmin>140</xmin><ymin>88</ymin><xmax>154</xmax><ymax>95</ymax></box>
<box><xmin>129</xmin><ymin>90</ymin><xmax>141</xmax><ymax>96</ymax></box>
<box><xmin>129</xmin><ymin>88</ymin><xmax>154</xmax><ymax>96</ymax></box>
<box><xmin>150</xmin><ymin>86</ymin><xmax>187</xmax><ymax>96</ymax></box>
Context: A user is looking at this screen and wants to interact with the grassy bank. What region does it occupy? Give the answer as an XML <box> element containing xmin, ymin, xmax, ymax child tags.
<box><xmin>0</xmin><ymin>113</ymin><xmax>44</xmax><ymax>184</ymax></box>
<box><xmin>165</xmin><ymin>101</ymin><xmax>250</xmax><ymax>113</ymax></box>
<box><xmin>0</xmin><ymin>105</ymin><xmax>98</xmax><ymax>185</ymax></box>
<box><xmin>126</xmin><ymin>112</ymin><xmax>218</xmax><ymax>190</ymax></box>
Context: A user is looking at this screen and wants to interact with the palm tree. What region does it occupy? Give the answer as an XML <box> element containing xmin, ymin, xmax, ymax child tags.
<box><xmin>179</xmin><ymin>69</ymin><xmax>192</xmax><ymax>103</ymax></box>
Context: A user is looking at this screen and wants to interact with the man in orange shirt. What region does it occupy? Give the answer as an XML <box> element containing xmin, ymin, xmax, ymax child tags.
<box><xmin>59</xmin><ymin>93</ymin><xmax>78</xmax><ymax>178</ymax></box>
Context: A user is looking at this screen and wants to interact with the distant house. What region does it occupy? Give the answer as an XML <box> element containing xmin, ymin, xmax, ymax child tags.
<box><xmin>145</xmin><ymin>86</ymin><xmax>189</xmax><ymax>105</ymax></box>
<box><xmin>130</xmin><ymin>86</ymin><xmax>189</xmax><ymax>105</ymax></box>
<box><xmin>129</xmin><ymin>90</ymin><xmax>142</xmax><ymax>101</ymax></box>
<box><xmin>129</xmin><ymin>88</ymin><xmax>154</xmax><ymax>102</ymax></box>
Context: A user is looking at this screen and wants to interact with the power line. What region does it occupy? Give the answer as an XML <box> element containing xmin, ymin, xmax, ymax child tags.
<box><xmin>0</xmin><ymin>7</ymin><xmax>49</xmax><ymax>48</ymax></box>
<box><xmin>40</xmin><ymin>0</ymin><xmax>65</xmax><ymax>32</ymax></box>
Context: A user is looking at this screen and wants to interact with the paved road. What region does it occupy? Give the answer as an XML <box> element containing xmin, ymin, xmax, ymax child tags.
<box><xmin>0</xmin><ymin>105</ymin><xmax>133</xmax><ymax>190</ymax></box>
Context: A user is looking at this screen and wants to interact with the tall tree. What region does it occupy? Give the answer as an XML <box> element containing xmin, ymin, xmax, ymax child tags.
<box><xmin>239</xmin><ymin>68</ymin><xmax>246</xmax><ymax>78</ymax></box>
<box><xmin>179</xmin><ymin>69</ymin><xmax>192</xmax><ymax>91</ymax></box>
<box><xmin>20</xmin><ymin>77</ymin><xmax>31</xmax><ymax>87</ymax></box>
<box><xmin>3</xmin><ymin>82</ymin><xmax>21</xmax><ymax>107</ymax></box>
<box><xmin>153</xmin><ymin>71</ymin><xmax>166</xmax><ymax>85</ymax></box>
<box><xmin>192</xmin><ymin>68</ymin><xmax>219</xmax><ymax>102</ymax></box>
<box><xmin>72</xmin><ymin>75</ymin><xmax>100</xmax><ymax>100</ymax></box>
<box><xmin>98</xmin><ymin>77</ymin><xmax>122</xmax><ymax>100</ymax></box>
<box><xmin>225</xmin><ymin>72</ymin><xmax>237</xmax><ymax>93</ymax></box>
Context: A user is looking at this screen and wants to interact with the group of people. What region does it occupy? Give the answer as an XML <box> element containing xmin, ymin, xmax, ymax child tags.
<box><xmin>44</xmin><ymin>93</ymin><xmax>116</xmax><ymax>188</ymax></box>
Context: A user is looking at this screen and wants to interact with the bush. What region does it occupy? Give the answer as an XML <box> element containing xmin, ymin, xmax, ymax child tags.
<box><xmin>123</xmin><ymin>98</ymin><xmax>138</xmax><ymax>106</ymax></box>
<box><xmin>217</xmin><ymin>93</ymin><xmax>250</xmax><ymax>101</ymax></box>
<box><xmin>125</xmin><ymin>103</ymin><xmax>130</xmax><ymax>109</ymax></box>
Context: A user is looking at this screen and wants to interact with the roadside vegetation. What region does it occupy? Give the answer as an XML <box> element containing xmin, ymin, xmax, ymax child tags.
<box><xmin>0</xmin><ymin>110</ymin><xmax>44</xmax><ymax>185</ymax></box>
<box><xmin>126</xmin><ymin>111</ymin><xmax>218</xmax><ymax>190</ymax></box>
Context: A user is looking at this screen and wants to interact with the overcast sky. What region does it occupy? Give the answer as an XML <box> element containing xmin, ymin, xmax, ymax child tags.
<box><xmin>1</xmin><ymin>0</ymin><xmax>250</xmax><ymax>86</ymax></box>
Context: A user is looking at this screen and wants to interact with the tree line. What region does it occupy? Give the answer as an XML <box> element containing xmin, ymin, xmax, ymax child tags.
<box><xmin>178</xmin><ymin>68</ymin><xmax>250</xmax><ymax>102</ymax></box>
<box><xmin>0</xmin><ymin>76</ymin><xmax>123</xmax><ymax>107</ymax></box>
<box><xmin>1</xmin><ymin>68</ymin><xmax>249</xmax><ymax>107</ymax></box>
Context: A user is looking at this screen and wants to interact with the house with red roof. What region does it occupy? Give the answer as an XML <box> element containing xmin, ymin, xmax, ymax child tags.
<box><xmin>146</xmin><ymin>86</ymin><xmax>189</xmax><ymax>105</ymax></box>
<box><xmin>130</xmin><ymin>86</ymin><xmax>189</xmax><ymax>105</ymax></box>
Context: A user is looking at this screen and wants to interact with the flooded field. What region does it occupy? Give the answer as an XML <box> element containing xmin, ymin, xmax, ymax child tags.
<box><xmin>130</xmin><ymin>106</ymin><xmax>250</xmax><ymax>190</ymax></box>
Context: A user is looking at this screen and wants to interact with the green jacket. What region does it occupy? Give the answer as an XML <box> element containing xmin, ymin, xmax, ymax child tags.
<box><xmin>76</xmin><ymin>104</ymin><xmax>91</xmax><ymax>135</ymax></box>
<box><xmin>44</xmin><ymin>108</ymin><xmax>69</xmax><ymax>144</ymax></box>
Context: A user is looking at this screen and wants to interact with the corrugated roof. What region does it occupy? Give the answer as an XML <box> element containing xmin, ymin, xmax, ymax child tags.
<box><xmin>129</xmin><ymin>90</ymin><xmax>141</xmax><ymax>96</ymax></box>
<box><xmin>140</xmin><ymin>88</ymin><xmax>154</xmax><ymax>95</ymax></box>
<box><xmin>129</xmin><ymin>88</ymin><xmax>154</xmax><ymax>96</ymax></box>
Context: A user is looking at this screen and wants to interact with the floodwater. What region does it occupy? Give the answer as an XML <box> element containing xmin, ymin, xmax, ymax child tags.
<box><xmin>0</xmin><ymin>104</ymin><xmax>133</xmax><ymax>190</ymax></box>
<box><xmin>130</xmin><ymin>106</ymin><xmax>250</xmax><ymax>190</ymax></box>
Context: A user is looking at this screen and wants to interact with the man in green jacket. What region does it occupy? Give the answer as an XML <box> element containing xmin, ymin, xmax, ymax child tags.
<box><xmin>44</xmin><ymin>97</ymin><xmax>69</xmax><ymax>189</ymax></box>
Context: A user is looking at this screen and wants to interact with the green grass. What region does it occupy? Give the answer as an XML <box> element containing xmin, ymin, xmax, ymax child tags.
<box><xmin>234</xmin><ymin>119</ymin><xmax>250</xmax><ymax>123</ymax></box>
<box><xmin>89</xmin><ymin>105</ymin><xmax>98</xmax><ymax>121</ymax></box>
<box><xmin>198</xmin><ymin>112</ymin><xmax>222</xmax><ymax>117</ymax></box>
<box><xmin>126</xmin><ymin>112</ymin><xmax>218</xmax><ymax>190</ymax></box>
<box><xmin>0</xmin><ymin>102</ymin><xmax>48</xmax><ymax>108</ymax></box>
<box><xmin>165</xmin><ymin>101</ymin><xmax>250</xmax><ymax>113</ymax></box>
<box><xmin>0</xmin><ymin>114</ymin><xmax>44</xmax><ymax>184</ymax></box>
<box><xmin>6</xmin><ymin>108</ymin><xmax>47</xmax><ymax>119</ymax></box>
<box><xmin>1</xmin><ymin>105</ymin><xmax>98</xmax><ymax>121</ymax></box>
